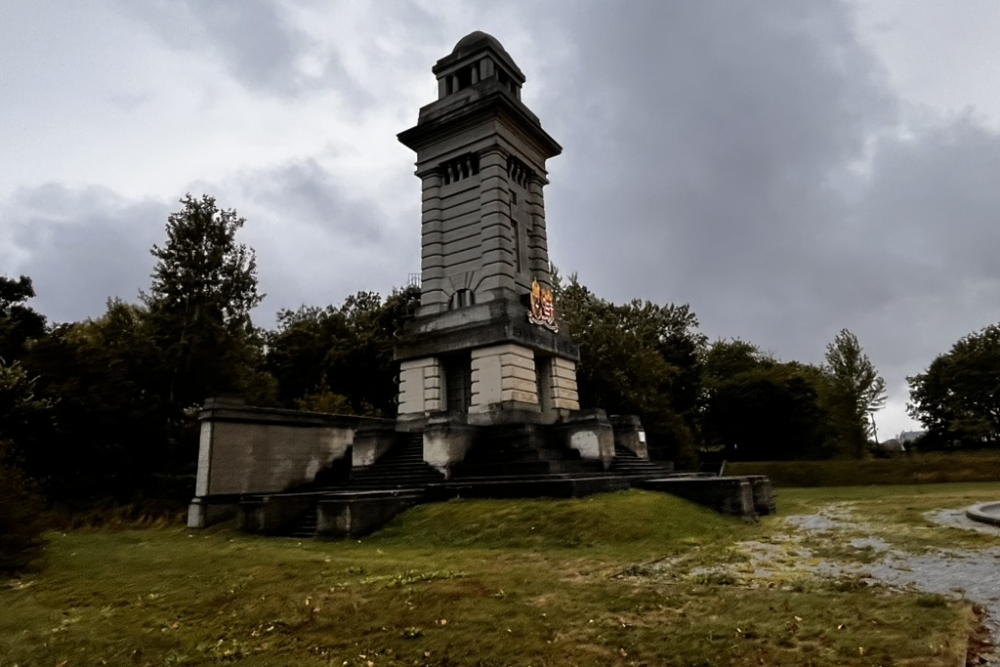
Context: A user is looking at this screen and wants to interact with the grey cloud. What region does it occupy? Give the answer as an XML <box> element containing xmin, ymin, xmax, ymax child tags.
<box><xmin>116</xmin><ymin>0</ymin><xmax>439</xmax><ymax>105</ymax></box>
<box><xmin>0</xmin><ymin>184</ymin><xmax>169</xmax><ymax>323</ymax></box>
<box><xmin>221</xmin><ymin>158</ymin><xmax>419</xmax><ymax>321</ymax></box>
<box><xmin>469</xmin><ymin>1</ymin><xmax>1000</xmax><ymax>421</ymax></box>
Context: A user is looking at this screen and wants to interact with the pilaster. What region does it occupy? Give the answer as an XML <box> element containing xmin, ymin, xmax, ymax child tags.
<box><xmin>470</xmin><ymin>343</ymin><xmax>539</xmax><ymax>414</ymax></box>
<box><xmin>398</xmin><ymin>357</ymin><xmax>444</xmax><ymax>415</ymax></box>
<box><xmin>527</xmin><ymin>175</ymin><xmax>552</xmax><ymax>285</ymax></box>
<box><xmin>420</xmin><ymin>171</ymin><xmax>447</xmax><ymax>312</ymax></box>
<box><xmin>548</xmin><ymin>357</ymin><xmax>580</xmax><ymax>411</ymax></box>
<box><xmin>476</xmin><ymin>148</ymin><xmax>516</xmax><ymax>300</ymax></box>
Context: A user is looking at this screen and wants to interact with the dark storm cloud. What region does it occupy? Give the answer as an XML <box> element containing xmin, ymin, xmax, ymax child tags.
<box><xmin>532</xmin><ymin>1</ymin><xmax>896</xmax><ymax>319</ymax></box>
<box><xmin>508</xmin><ymin>0</ymin><xmax>1000</xmax><ymax>379</ymax></box>
<box><xmin>0</xmin><ymin>184</ymin><xmax>168</xmax><ymax>323</ymax></box>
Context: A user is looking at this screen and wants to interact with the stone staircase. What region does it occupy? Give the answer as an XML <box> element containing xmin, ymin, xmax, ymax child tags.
<box><xmin>343</xmin><ymin>432</ymin><xmax>445</xmax><ymax>490</ymax></box>
<box><xmin>449</xmin><ymin>424</ymin><xmax>604</xmax><ymax>478</ymax></box>
<box><xmin>607</xmin><ymin>444</ymin><xmax>675</xmax><ymax>477</ymax></box>
<box><xmin>280</xmin><ymin>432</ymin><xmax>710</xmax><ymax>538</ymax></box>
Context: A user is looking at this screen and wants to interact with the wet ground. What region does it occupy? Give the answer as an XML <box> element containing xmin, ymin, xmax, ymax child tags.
<box><xmin>647</xmin><ymin>502</ymin><xmax>1000</xmax><ymax>665</ymax></box>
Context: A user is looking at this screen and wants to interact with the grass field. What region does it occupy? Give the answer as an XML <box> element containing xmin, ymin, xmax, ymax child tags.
<box><xmin>727</xmin><ymin>450</ymin><xmax>1000</xmax><ymax>487</ymax></box>
<box><xmin>3</xmin><ymin>484</ymin><xmax>999</xmax><ymax>666</ymax></box>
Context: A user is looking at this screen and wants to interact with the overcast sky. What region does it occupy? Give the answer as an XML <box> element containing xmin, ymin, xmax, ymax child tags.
<box><xmin>3</xmin><ymin>1</ymin><xmax>1000</xmax><ymax>438</ymax></box>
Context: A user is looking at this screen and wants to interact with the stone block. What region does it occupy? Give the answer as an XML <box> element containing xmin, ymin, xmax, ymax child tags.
<box><xmin>501</xmin><ymin>364</ymin><xmax>536</xmax><ymax>381</ymax></box>
<box><xmin>551</xmin><ymin>364</ymin><xmax>577</xmax><ymax>381</ymax></box>
<box><xmin>503</xmin><ymin>389</ymin><xmax>538</xmax><ymax>404</ymax></box>
<box><xmin>549</xmin><ymin>376</ymin><xmax>577</xmax><ymax>390</ymax></box>
<box><xmin>551</xmin><ymin>397</ymin><xmax>580</xmax><ymax>411</ymax></box>
<box><xmin>746</xmin><ymin>475</ymin><xmax>776</xmax><ymax>515</ymax></box>
<box><xmin>500</xmin><ymin>376</ymin><xmax>537</xmax><ymax>394</ymax></box>
<box><xmin>552</xmin><ymin>357</ymin><xmax>576</xmax><ymax>371</ymax></box>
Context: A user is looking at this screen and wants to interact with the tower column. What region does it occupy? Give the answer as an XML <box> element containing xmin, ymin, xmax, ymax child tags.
<box><xmin>476</xmin><ymin>148</ymin><xmax>515</xmax><ymax>301</ymax></box>
<box><xmin>420</xmin><ymin>170</ymin><xmax>447</xmax><ymax>311</ymax></box>
<box><xmin>527</xmin><ymin>174</ymin><xmax>552</xmax><ymax>286</ymax></box>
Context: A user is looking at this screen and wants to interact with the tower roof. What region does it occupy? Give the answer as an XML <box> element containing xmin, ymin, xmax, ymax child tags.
<box><xmin>434</xmin><ymin>30</ymin><xmax>523</xmax><ymax>81</ymax></box>
<box><xmin>452</xmin><ymin>31</ymin><xmax>507</xmax><ymax>57</ymax></box>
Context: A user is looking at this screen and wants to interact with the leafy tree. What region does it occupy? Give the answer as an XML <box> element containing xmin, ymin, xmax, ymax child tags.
<box><xmin>908</xmin><ymin>324</ymin><xmax>1000</xmax><ymax>448</ymax></box>
<box><xmin>703</xmin><ymin>359</ymin><xmax>833</xmax><ymax>461</ymax></box>
<box><xmin>823</xmin><ymin>329</ymin><xmax>886</xmax><ymax>458</ymax></box>
<box><xmin>0</xmin><ymin>359</ymin><xmax>51</xmax><ymax>571</ymax></box>
<box><xmin>0</xmin><ymin>357</ymin><xmax>53</xmax><ymax>461</ymax></box>
<box><xmin>0</xmin><ymin>275</ymin><xmax>47</xmax><ymax>362</ymax></box>
<box><xmin>20</xmin><ymin>300</ymin><xmax>180</xmax><ymax>502</ymax></box>
<box><xmin>702</xmin><ymin>338</ymin><xmax>771</xmax><ymax>386</ymax></box>
<box><xmin>143</xmin><ymin>194</ymin><xmax>265</xmax><ymax>406</ymax></box>
<box><xmin>701</xmin><ymin>340</ymin><xmax>834</xmax><ymax>460</ymax></box>
<box><xmin>557</xmin><ymin>275</ymin><xmax>705</xmax><ymax>466</ymax></box>
<box><xmin>267</xmin><ymin>286</ymin><xmax>420</xmax><ymax>416</ymax></box>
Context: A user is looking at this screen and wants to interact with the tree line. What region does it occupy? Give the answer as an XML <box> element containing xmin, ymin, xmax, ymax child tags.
<box><xmin>0</xmin><ymin>194</ymin><xmax>995</xmax><ymax>524</ymax></box>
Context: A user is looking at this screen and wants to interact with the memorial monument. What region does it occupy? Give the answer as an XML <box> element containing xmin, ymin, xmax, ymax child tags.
<box><xmin>186</xmin><ymin>32</ymin><xmax>774</xmax><ymax>536</ymax></box>
<box><xmin>391</xmin><ymin>30</ymin><xmax>624</xmax><ymax>476</ymax></box>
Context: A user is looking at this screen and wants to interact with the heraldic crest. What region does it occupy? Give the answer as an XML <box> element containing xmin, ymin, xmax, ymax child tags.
<box><xmin>528</xmin><ymin>279</ymin><xmax>558</xmax><ymax>332</ymax></box>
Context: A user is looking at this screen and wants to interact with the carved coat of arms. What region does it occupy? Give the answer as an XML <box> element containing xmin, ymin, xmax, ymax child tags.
<box><xmin>528</xmin><ymin>279</ymin><xmax>558</xmax><ymax>332</ymax></box>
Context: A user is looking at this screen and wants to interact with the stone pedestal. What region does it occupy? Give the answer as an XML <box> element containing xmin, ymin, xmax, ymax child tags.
<box><xmin>352</xmin><ymin>422</ymin><xmax>397</xmax><ymax>468</ymax></box>
<box><xmin>553</xmin><ymin>408</ymin><xmax>615</xmax><ymax>469</ymax></box>
<box><xmin>422</xmin><ymin>413</ymin><xmax>477</xmax><ymax>478</ymax></box>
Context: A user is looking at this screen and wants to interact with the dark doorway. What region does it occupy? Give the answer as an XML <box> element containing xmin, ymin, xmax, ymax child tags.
<box><xmin>443</xmin><ymin>354</ymin><xmax>472</xmax><ymax>413</ymax></box>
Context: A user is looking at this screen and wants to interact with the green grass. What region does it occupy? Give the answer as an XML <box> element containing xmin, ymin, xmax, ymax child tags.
<box><xmin>727</xmin><ymin>450</ymin><xmax>1000</xmax><ymax>486</ymax></box>
<box><xmin>1</xmin><ymin>487</ymin><xmax>991</xmax><ymax>666</ymax></box>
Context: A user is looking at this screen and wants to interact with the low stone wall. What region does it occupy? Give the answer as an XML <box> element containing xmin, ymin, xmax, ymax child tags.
<box><xmin>317</xmin><ymin>491</ymin><xmax>424</xmax><ymax>538</ymax></box>
<box><xmin>188</xmin><ymin>399</ymin><xmax>394</xmax><ymax>528</ymax></box>
<box><xmin>641</xmin><ymin>476</ymin><xmax>760</xmax><ymax>519</ymax></box>
<box><xmin>238</xmin><ymin>493</ymin><xmax>320</xmax><ymax>534</ymax></box>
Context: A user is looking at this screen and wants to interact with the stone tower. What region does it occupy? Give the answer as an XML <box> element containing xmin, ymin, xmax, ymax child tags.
<box><xmin>395</xmin><ymin>31</ymin><xmax>582</xmax><ymax>432</ymax></box>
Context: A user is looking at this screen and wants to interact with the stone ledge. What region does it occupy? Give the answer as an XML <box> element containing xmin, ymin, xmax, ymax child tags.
<box><xmin>966</xmin><ymin>501</ymin><xmax>1000</xmax><ymax>527</ymax></box>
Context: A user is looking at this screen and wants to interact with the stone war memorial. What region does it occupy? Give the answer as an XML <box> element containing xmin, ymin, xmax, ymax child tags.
<box><xmin>187</xmin><ymin>32</ymin><xmax>774</xmax><ymax>538</ymax></box>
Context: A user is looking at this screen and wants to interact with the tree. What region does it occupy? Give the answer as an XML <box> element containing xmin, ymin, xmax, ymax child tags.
<box><xmin>20</xmin><ymin>300</ymin><xmax>175</xmax><ymax>502</ymax></box>
<box><xmin>701</xmin><ymin>340</ymin><xmax>835</xmax><ymax>460</ymax></box>
<box><xmin>908</xmin><ymin>323</ymin><xmax>1000</xmax><ymax>448</ymax></box>
<box><xmin>557</xmin><ymin>275</ymin><xmax>706</xmax><ymax>466</ymax></box>
<box><xmin>143</xmin><ymin>194</ymin><xmax>265</xmax><ymax>406</ymax></box>
<box><xmin>0</xmin><ymin>275</ymin><xmax>47</xmax><ymax>362</ymax></box>
<box><xmin>0</xmin><ymin>359</ymin><xmax>50</xmax><ymax>571</ymax></box>
<box><xmin>267</xmin><ymin>286</ymin><xmax>420</xmax><ymax>416</ymax></box>
<box><xmin>823</xmin><ymin>329</ymin><xmax>886</xmax><ymax>458</ymax></box>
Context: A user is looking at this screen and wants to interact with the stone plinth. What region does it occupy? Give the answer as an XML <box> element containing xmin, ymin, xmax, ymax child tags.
<box><xmin>423</xmin><ymin>414</ymin><xmax>477</xmax><ymax>477</ymax></box>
